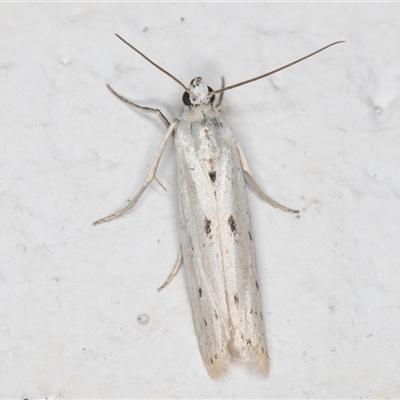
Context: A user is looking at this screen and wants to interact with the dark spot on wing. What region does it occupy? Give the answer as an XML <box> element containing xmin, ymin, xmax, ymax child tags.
<box><xmin>234</xmin><ymin>293</ymin><xmax>239</xmax><ymax>308</ymax></box>
<box><xmin>228</xmin><ymin>215</ymin><xmax>237</xmax><ymax>233</ymax></box>
<box><xmin>188</xmin><ymin>235</ymin><xmax>194</xmax><ymax>251</ymax></box>
<box><xmin>209</xmin><ymin>171</ymin><xmax>216</xmax><ymax>182</ymax></box>
<box><xmin>211</xmin><ymin>118</ymin><xmax>223</xmax><ymax>128</ymax></box>
<box><xmin>199</xmin><ymin>288</ymin><xmax>202</xmax><ymax>298</ymax></box>
<box><xmin>248</xmin><ymin>231</ymin><xmax>252</xmax><ymax>241</ymax></box>
<box><xmin>204</xmin><ymin>318</ymin><xmax>208</xmax><ymax>327</ymax></box>
<box><xmin>255</xmin><ymin>280</ymin><xmax>259</xmax><ymax>291</ymax></box>
<box><xmin>205</xmin><ymin>217</ymin><xmax>212</xmax><ymax>238</ymax></box>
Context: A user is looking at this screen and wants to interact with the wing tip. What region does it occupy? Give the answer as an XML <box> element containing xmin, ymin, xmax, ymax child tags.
<box><xmin>202</xmin><ymin>342</ymin><xmax>269</xmax><ymax>378</ymax></box>
<box><xmin>205</xmin><ymin>354</ymin><xmax>269</xmax><ymax>378</ymax></box>
<box><xmin>205</xmin><ymin>357</ymin><xmax>231</xmax><ymax>378</ymax></box>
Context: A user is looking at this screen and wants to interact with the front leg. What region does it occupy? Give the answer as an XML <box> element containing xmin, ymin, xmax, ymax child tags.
<box><xmin>93</xmin><ymin>119</ymin><xmax>179</xmax><ymax>226</ymax></box>
<box><xmin>236</xmin><ymin>142</ymin><xmax>299</xmax><ymax>214</ymax></box>
<box><xmin>107</xmin><ymin>84</ymin><xmax>171</xmax><ymax>129</ymax></box>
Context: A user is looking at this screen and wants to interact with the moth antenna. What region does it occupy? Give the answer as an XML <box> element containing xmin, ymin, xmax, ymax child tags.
<box><xmin>115</xmin><ymin>33</ymin><xmax>190</xmax><ymax>93</ymax></box>
<box><xmin>209</xmin><ymin>40</ymin><xmax>345</xmax><ymax>97</ymax></box>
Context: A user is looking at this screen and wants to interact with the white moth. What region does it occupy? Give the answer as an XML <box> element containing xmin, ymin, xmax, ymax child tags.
<box><xmin>94</xmin><ymin>35</ymin><xmax>343</xmax><ymax>378</ymax></box>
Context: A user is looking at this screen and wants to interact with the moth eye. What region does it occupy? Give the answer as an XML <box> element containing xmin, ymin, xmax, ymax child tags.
<box><xmin>207</xmin><ymin>86</ymin><xmax>215</xmax><ymax>104</ymax></box>
<box><xmin>182</xmin><ymin>91</ymin><xmax>191</xmax><ymax>106</ymax></box>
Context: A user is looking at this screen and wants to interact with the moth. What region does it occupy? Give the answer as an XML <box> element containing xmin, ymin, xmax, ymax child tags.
<box><xmin>94</xmin><ymin>35</ymin><xmax>343</xmax><ymax>377</ymax></box>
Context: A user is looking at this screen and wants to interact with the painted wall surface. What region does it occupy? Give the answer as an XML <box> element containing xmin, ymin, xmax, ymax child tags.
<box><xmin>1</xmin><ymin>3</ymin><xmax>399</xmax><ymax>398</ymax></box>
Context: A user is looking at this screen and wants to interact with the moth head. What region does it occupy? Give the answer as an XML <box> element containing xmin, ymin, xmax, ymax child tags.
<box><xmin>182</xmin><ymin>77</ymin><xmax>215</xmax><ymax>107</ymax></box>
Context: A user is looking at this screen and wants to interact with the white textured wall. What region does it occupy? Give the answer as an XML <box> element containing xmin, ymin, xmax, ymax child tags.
<box><xmin>1</xmin><ymin>3</ymin><xmax>399</xmax><ymax>398</ymax></box>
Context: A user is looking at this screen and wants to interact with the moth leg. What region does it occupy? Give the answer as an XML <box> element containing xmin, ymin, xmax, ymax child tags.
<box><xmin>107</xmin><ymin>85</ymin><xmax>170</xmax><ymax>188</ymax></box>
<box><xmin>107</xmin><ymin>84</ymin><xmax>171</xmax><ymax>129</ymax></box>
<box><xmin>157</xmin><ymin>249</ymin><xmax>183</xmax><ymax>292</ymax></box>
<box><xmin>93</xmin><ymin>120</ymin><xmax>179</xmax><ymax>226</ymax></box>
<box><xmin>215</xmin><ymin>77</ymin><xmax>225</xmax><ymax>109</ymax></box>
<box><xmin>236</xmin><ymin>142</ymin><xmax>299</xmax><ymax>214</ymax></box>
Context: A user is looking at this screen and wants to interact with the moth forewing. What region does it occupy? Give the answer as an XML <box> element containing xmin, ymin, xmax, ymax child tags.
<box><xmin>216</xmin><ymin>132</ymin><xmax>269</xmax><ymax>373</ymax></box>
<box><xmin>175</xmin><ymin>113</ymin><xmax>232</xmax><ymax>376</ymax></box>
<box><xmin>175</xmin><ymin>98</ymin><xmax>268</xmax><ymax>377</ymax></box>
